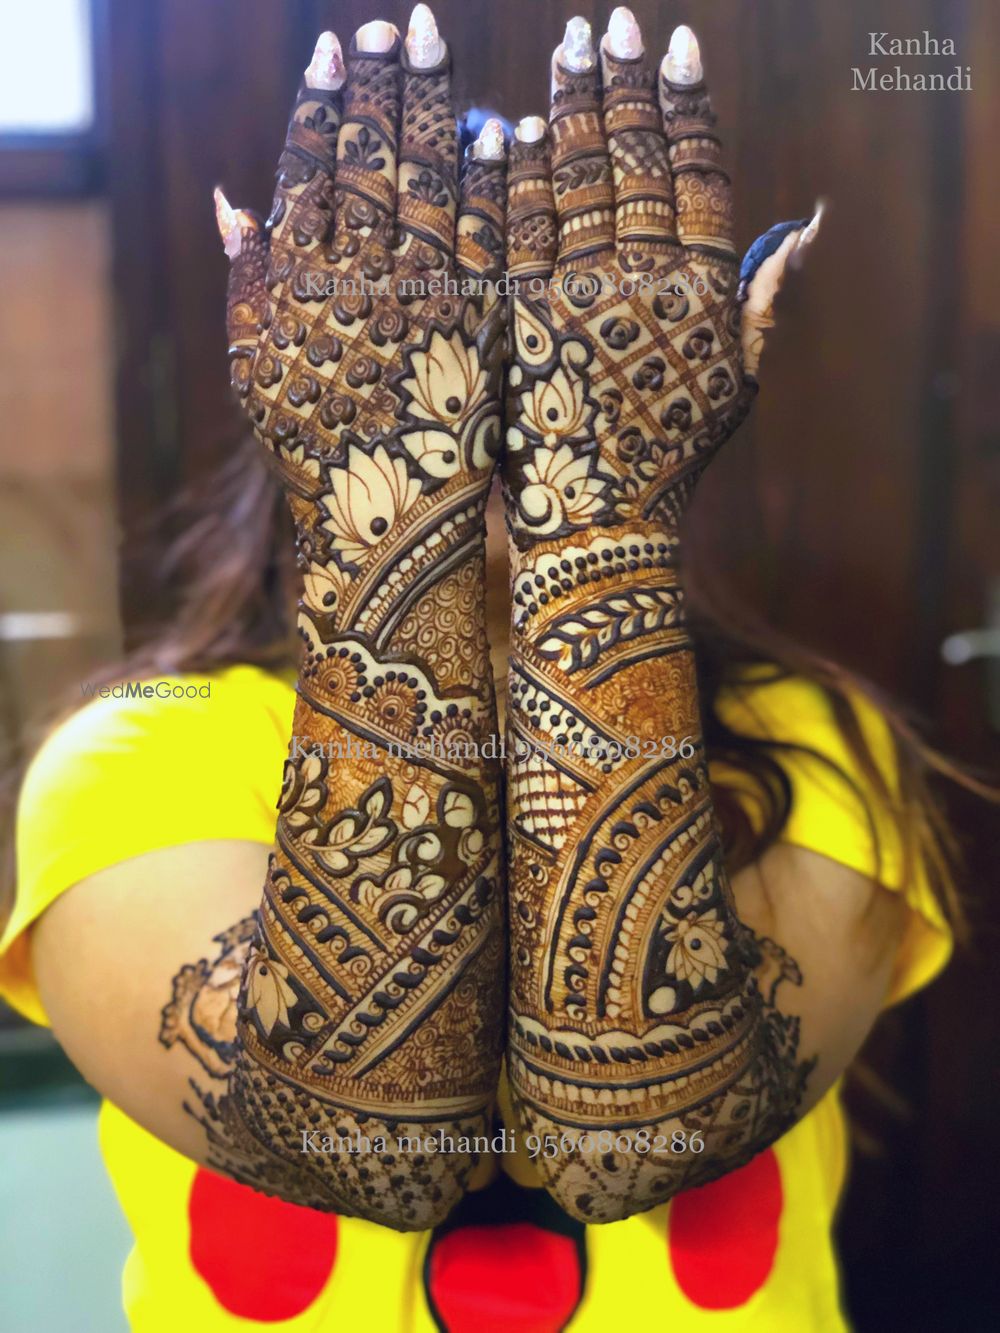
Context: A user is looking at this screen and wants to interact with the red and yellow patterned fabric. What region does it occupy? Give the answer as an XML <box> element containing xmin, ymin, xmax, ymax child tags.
<box><xmin>0</xmin><ymin>665</ymin><xmax>950</xmax><ymax>1331</ymax></box>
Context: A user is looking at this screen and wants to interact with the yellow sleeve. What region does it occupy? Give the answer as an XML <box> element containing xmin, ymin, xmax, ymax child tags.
<box><xmin>0</xmin><ymin>666</ymin><xmax>294</xmax><ymax>1026</ymax></box>
<box><xmin>714</xmin><ymin>672</ymin><xmax>952</xmax><ymax>1007</ymax></box>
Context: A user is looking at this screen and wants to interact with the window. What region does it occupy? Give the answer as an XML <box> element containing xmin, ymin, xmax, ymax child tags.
<box><xmin>0</xmin><ymin>0</ymin><xmax>95</xmax><ymax>133</ymax></box>
<box><xmin>0</xmin><ymin>0</ymin><xmax>102</xmax><ymax>194</ymax></box>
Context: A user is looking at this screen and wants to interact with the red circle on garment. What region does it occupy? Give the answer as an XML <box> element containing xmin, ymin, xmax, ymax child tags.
<box><xmin>667</xmin><ymin>1148</ymin><xmax>782</xmax><ymax>1309</ymax></box>
<box><xmin>188</xmin><ymin>1167</ymin><xmax>337</xmax><ymax>1321</ymax></box>
<box><xmin>428</xmin><ymin>1221</ymin><xmax>582</xmax><ymax>1333</ymax></box>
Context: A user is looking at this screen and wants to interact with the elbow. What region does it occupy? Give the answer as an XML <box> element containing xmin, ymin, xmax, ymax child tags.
<box><xmin>542</xmin><ymin>1167</ymin><xmax>670</xmax><ymax>1225</ymax></box>
<box><xmin>532</xmin><ymin>1133</ymin><xmax>729</xmax><ymax>1225</ymax></box>
<box><xmin>223</xmin><ymin>1075</ymin><xmax>472</xmax><ymax>1230</ymax></box>
<box><xmin>299</xmin><ymin>1142</ymin><xmax>474</xmax><ymax>1231</ymax></box>
<box><xmin>541</xmin><ymin>1142</ymin><xmax>767</xmax><ymax>1224</ymax></box>
<box><xmin>218</xmin><ymin>1157</ymin><xmax>464</xmax><ymax>1232</ymax></box>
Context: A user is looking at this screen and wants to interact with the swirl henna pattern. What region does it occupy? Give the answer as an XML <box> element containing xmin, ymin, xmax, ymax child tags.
<box><xmin>501</xmin><ymin>17</ymin><xmax>816</xmax><ymax>1222</ymax></box>
<box><xmin>208</xmin><ymin>18</ymin><xmax>508</xmax><ymax>1230</ymax></box>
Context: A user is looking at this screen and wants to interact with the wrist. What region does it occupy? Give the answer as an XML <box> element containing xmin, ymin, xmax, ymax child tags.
<box><xmin>298</xmin><ymin>480</ymin><xmax>492</xmax><ymax>641</ymax></box>
<box><xmin>508</xmin><ymin>519</ymin><xmax>691</xmax><ymax>650</ymax></box>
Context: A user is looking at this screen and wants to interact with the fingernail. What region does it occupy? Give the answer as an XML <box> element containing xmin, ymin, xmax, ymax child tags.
<box><xmin>406</xmin><ymin>4</ymin><xmax>445</xmax><ymax>69</ymax></box>
<box><xmin>791</xmin><ymin>201</ymin><xmax>825</xmax><ymax>268</ymax></box>
<box><xmin>471</xmin><ymin>117</ymin><xmax>506</xmax><ymax>161</ymax></box>
<box><xmin>663</xmin><ymin>25</ymin><xmax>702</xmax><ymax>85</ymax></box>
<box><xmin>213</xmin><ymin>187</ymin><xmax>242</xmax><ymax>259</ymax></box>
<box><xmin>803</xmin><ymin>199</ymin><xmax>826</xmax><ymax>242</ymax></box>
<box><xmin>305</xmin><ymin>31</ymin><xmax>345</xmax><ymax>90</ymax></box>
<box><xmin>515</xmin><ymin>115</ymin><xmax>546</xmax><ymax>144</ymax></box>
<box><xmin>355</xmin><ymin>20</ymin><xmax>399</xmax><ymax>54</ymax></box>
<box><xmin>561</xmin><ymin>16</ymin><xmax>595</xmax><ymax>73</ymax></box>
<box><xmin>606</xmin><ymin>7</ymin><xmax>643</xmax><ymax>60</ymax></box>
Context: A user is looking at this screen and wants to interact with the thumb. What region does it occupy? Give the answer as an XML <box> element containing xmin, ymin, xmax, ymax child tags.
<box><xmin>214</xmin><ymin>187</ymin><xmax>269</xmax><ymax>401</ymax></box>
<box><xmin>739</xmin><ymin>201</ymin><xmax>824</xmax><ymax>380</ymax></box>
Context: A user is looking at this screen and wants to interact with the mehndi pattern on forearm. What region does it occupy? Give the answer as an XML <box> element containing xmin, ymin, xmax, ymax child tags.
<box><xmin>205</xmin><ymin>19</ymin><xmax>509</xmax><ymax>1228</ymax></box>
<box><xmin>501</xmin><ymin>16</ymin><xmax>814</xmax><ymax>1223</ymax></box>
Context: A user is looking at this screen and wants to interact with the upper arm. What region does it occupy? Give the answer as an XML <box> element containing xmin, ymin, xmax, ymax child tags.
<box><xmin>1</xmin><ymin>671</ymin><xmax>294</xmax><ymax>1177</ymax></box>
<box><xmin>31</xmin><ymin>840</ymin><xmax>269</xmax><ymax>1170</ymax></box>
<box><xmin>731</xmin><ymin>841</ymin><xmax>907</xmax><ymax>1112</ymax></box>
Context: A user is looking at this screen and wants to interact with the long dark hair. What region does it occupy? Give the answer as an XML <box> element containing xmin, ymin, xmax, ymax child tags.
<box><xmin>1</xmin><ymin>434</ymin><xmax>990</xmax><ymax>937</ymax></box>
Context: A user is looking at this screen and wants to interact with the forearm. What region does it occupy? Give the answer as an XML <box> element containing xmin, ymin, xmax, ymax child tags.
<box><xmin>505</xmin><ymin>516</ymin><xmax>812</xmax><ymax>1221</ymax></box>
<box><xmin>225</xmin><ymin>510</ymin><xmax>505</xmax><ymax>1229</ymax></box>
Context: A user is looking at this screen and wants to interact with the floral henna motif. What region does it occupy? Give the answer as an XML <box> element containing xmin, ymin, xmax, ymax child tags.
<box><xmin>159</xmin><ymin>917</ymin><xmax>257</xmax><ymax>1079</ymax></box>
<box><xmin>161</xmin><ymin>917</ymin><xmax>486</xmax><ymax>1218</ymax></box>
<box><xmin>210</xmin><ymin>22</ymin><xmax>508</xmax><ymax>1229</ymax></box>
<box><xmin>501</xmin><ymin>19</ymin><xmax>814</xmax><ymax>1222</ymax></box>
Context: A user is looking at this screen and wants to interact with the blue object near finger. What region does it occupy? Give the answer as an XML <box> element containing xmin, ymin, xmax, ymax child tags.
<box><xmin>738</xmin><ymin>218</ymin><xmax>810</xmax><ymax>300</ymax></box>
<box><xmin>460</xmin><ymin>107</ymin><xmax>515</xmax><ymax>154</ymax></box>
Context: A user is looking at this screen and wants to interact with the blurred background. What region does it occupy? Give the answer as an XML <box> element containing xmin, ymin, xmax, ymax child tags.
<box><xmin>0</xmin><ymin>0</ymin><xmax>997</xmax><ymax>1328</ymax></box>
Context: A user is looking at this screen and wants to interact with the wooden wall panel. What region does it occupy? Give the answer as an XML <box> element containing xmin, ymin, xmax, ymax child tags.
<box><xmin>0</xmin><ymin>202</ymin><xmax>119</xmax><ymax>751</ymax></box>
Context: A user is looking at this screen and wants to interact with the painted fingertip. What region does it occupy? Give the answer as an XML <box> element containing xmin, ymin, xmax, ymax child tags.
<box><xmin>662</xmin><ymin>25</ymin><xmax>703</xmax><ymax>85</ymax></box>
<box><xmin>471</xmin><ymin>117</ymin><xmax>506</xmax><ymax>161</ymax></box>
<box><xmin>304</xmin><ymin>31</ymin><xmax>345</xmax><ymax>90</ymax></box>
<box><xmin>801</xmin><ymin>199</ymin><xmax>826</xmax><ymax>244</ymax></box>
<box><xmin>790</xmin><ymin>200</ymin><xmax>826</xmax><ymax>269</ymax></box>
<box><xmin>406</xmin><ymin>4</ymin><xmax>446</xmax><ymax>69</ymax></box>
<box><xmin>515</xmin><ymin>115</ymin><xmax>547</xmax><ymax>145</ymax></box>
<box><xmin>355</xmin><ymin>19</ymin><xmax>400</xmax><ymax>54</ymax></box>
<box><xmin>561</xmin><ymin>16</ymin><xmax>596</xmax><ymax>73</ymax></box>
<box><xmin>605</xmin><ymin>7</ymin><xmax>643</xmax><ymax>60</ymax></box>
<box><xmin>213</xmin><ymin>187</ymin><xmax>242</xmax><ymax>259</ymax></box>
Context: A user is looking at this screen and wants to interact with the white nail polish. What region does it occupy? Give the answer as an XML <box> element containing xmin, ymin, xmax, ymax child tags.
<box><xmin>663</xmin><ymin>25</ymin><xmax>703</xmax><ymax>85</ymax></box>
<box><xmin>791</xmin><ymin>201</ymin><xmax>825</xmax><ymax>269</ymax></box>
<box><xmin>406</xmin><ymin>4</ymin><xmax>446</xmax><ymax>69</ymax></box>
<box><xmin>213</xmin><ymin>187</ymin><xmax>242</xmax><ymax>259</ymax></box>
<box><xmin>561</xmin><ymin>16</ymin><xmax>595</xmax><ymax>73</ymax></box>
<box><xmin>606</xmin><ymin>7</ymin><xmax>643</xmax><ymax>60</ymax></box>
<box><xmin>305</xmin><ymin>31</ymin><xmax>345</xmax><ymax>90</ymax></box>
<box><xmin>803</xmin><ymin>199</ymin><xmax>826</xmax><ymax>242</ymax></box>
<box><xmin>471</xmin><ymin>117</ymin><xmax>506</xmax><ymax>161</ymax></box>
<box><xmin>515</xmin><ymin>115</ymin><xmax>546</xmax><ymax>144</ymax></box>
<box><xmin>355</xmin><ymin>20</ymin><xmax>399</xmax><ymax>54</ymax></box>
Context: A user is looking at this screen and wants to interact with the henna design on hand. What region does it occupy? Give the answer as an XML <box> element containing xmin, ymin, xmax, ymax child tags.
<box><xmin>501</xmin><ymin>18</ymin><xmax>816</xmax><ymax>1223</ymax></box>
<box><xmin>209</xmin><ymin>18</ymin><xmax>508</xmax><ymax>1229</ymax></box>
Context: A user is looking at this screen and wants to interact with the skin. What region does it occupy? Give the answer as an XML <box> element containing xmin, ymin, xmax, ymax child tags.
<box><xmin>30</xmin><ymin>13</ymin><xmax>903</xmax><ymax>1235</ymax></box>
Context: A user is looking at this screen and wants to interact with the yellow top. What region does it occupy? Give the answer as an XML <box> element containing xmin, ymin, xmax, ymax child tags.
<box><xmin>0</xmin><ymin>664</ymin><xmax>951</xmax><ymax>1332</ymax></box>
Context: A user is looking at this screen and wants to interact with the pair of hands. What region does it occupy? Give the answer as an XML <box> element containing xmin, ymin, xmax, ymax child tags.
<box><xmin>208</xmin><ymin>6</ymin><xmax>826</xmax><ymax>1228</ymax></box>
<box><xmin>217</xmin><ymin>6</ymin><xmax>819</xmax><ymax>583</ymax></box>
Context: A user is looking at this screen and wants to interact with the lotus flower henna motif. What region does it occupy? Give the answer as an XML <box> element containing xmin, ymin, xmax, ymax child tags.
<box><xmin>301</xmin><ymin>560</ymin><xmax>348</xmax><ymax>614</ymax></box>
<box><xmin>320</xmin><ymin>444</ymin><xmax>421</xmax><ymax>563</ymax></box>
<box><xmin>401</xmin><ymin>329</ymin><xmax>489</xmax><ymax>425</ymax></box>
<box><xmin>519</xmin><ymin>444</ymin><xmax>609</xmax><ymax>533</ymax></box>
<box><xmin>517</xmin><ymin>365</ymin><xmax>589</xmax><ymax>445</ymax></box>
<box><xmin>400</xmin><ymin>427</ymin><xmax>462</xmax><ymax>479</ymax></box>
<box><xmin>246</xmin><ymin>952</ymin><xmax>298</xmax><ymax>1036</ymax></box>
<box><xmin>274</xmin><ymin>440</ymin><xmax>322</xmax><ymax>479</ymax></box>
<box><xmin>663</xmin><ymin>910</ymin><xmax>728</xmax><ymax>990</ymax></box>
